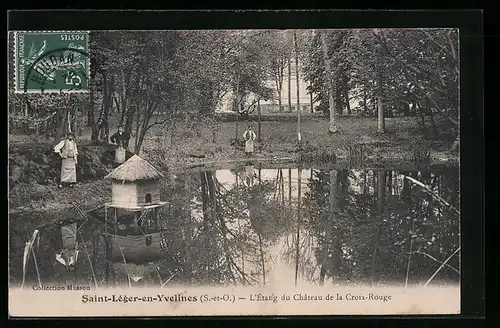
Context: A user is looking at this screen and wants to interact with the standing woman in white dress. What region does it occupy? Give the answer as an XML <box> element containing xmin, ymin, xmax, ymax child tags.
<box><xmin>243</xmin><ymin>125</ymin><xmax>257</xmax><ymax>156</ymax></box>
<box><xmin>53</xmin><ymin>132</ymin><xmax>78</xmax><ymax>188</ymax></box>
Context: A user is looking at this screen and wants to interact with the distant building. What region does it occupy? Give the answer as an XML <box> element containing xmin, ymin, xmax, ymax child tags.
<box><xmin>216</xmin><ymin>58</ymin><xmax>319</xmax><ymax>114</ymax></box>
<box><xmin>260</xmin><ymin>59</ymin><xmax>318</xmax><ymax>112</ymax></box>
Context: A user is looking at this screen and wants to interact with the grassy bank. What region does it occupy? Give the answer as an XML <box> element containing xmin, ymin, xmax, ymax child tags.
<box><xmin>9</xmin><ymin>115</ymin><xmax>458</xmax><ymax>213</ymax></box>
<box><xmin>141</xmin><ymin>115</ymin><xmax>458</xmax><ymax>167</ymax></box>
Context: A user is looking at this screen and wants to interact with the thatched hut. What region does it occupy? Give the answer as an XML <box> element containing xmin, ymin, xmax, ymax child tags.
<box><xmin>101</xmin><ymin>155</ymin><xmax>171</xmax><ymax>285</ymax></box>
<box><xmin>105</xmin><ymin>155</ymin><xmax>164</xmax><ymax>209</ymax></box>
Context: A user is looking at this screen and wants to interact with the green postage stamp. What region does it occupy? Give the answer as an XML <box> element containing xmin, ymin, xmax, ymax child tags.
<box><xmin>14</xmin><ymin>31</ymin><xmax>90</xmax><ymax>93</ymax></box>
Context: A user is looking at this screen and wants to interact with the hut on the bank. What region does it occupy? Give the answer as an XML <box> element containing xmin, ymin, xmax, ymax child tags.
<box><xmin>105</xmin><ymin>155</ymin><xmax>164</xmax><ymax>208</ymax></box>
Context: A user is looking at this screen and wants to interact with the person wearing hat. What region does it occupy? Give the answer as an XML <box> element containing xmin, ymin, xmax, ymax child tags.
<box><xmin>110</xmin><ymin>125</ymin><xmax>130</xmax><ymax>164</ymax></box>
<box><xmin>243</xmin><ymin>125</ymin><xmax>257</xmax><ymax>156</ymax></box>
<box><xmin>54</xmin><ymin>131</ymin><xmax>78</xmax><ymax>188</ymax></box>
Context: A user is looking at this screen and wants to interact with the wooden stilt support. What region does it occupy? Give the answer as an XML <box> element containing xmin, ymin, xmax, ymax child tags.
<box><xmin>134</xmin><ymin>211</ymin><xmax>139</xmax><ymax>235</ymax></box>
<box><xmin>92</xmin><ymin>231</ymin><xmax>97</xmax><ymax>274</ymax></box>
<box><xmin>112</xmin><ymin>207</ymin><xmax>118</xmax><ymax>286</ymax></box>
<box><xmin>155</xmin><ymin>207</ymin><xmax>160</xmax><ymax>231</ymax></box>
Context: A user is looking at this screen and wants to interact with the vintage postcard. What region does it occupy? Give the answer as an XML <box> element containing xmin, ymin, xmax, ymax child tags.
<box><xmin>9</xmin><ymin>21</ymin><xmax>463</xmax><ymax>317</ymax></box>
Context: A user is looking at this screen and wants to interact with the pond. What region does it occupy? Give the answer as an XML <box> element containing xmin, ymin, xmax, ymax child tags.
<box><xmin>9</xmin><ymin>164</ymin><xmax>460</xmax><ymax>289</ymax></box>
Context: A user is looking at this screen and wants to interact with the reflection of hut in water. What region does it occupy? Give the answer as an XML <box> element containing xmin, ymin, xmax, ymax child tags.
<box><xmin>103</xmin><ymin>155</ymin><xmax>169</xmax><ymax>284</ymax></box>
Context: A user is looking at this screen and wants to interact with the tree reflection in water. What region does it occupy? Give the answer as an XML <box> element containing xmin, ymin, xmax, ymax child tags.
<box><xmin>10</xmin><ymin>166</ymin><xmax>460</xmax><ymax>288</ymax></box>
<box><xmin>302</xmin><ymin>168</ymin><xmax>460</xmax><ymax>287</ymax></box>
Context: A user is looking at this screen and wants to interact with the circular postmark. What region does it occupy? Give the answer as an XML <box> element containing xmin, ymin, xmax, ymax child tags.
<box><xmin>20</xmin><ymin>47</ymin><xmax>93</xmax><ymax>130</ymax></box>
<box><xmin>23</xmin><ymin>47</ymin><xmax>91</xmax><ymax>94</ymax></box>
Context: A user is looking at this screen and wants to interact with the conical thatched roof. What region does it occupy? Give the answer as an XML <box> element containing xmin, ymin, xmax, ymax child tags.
<box><xmin>105</xmin><ymin>155</ymin><xmax>164</xmax><ymax>182</ymax></box>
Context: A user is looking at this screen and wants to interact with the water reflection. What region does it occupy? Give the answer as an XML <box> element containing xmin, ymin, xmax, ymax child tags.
<box><xmin>10</xmin><ymin>166</ymin><xmax>460</xmax><ymax>288</ymax></box>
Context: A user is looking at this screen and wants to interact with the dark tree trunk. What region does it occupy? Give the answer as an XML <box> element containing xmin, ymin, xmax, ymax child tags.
<box><xmin>427</xmin><ymin>98</ymin><xmax>439</xmax><ymax>136</ymax></box>
<box><xmin>281</xmin><ymin>169</ymin><xmax>285</xmax><ymax>213</ymax></box>
<box><xmin>310</xmin><ymin>91</ymin><xmax>314</xmax><ymax>113</ymax></box>
<box><xmin>200</xmin><ymin>172</ymin><xmax>212</xmax><ymax>227</ymax></box>
<box><xmin>362</xmin><ymin>170</ymin><xmax>368</xmax><ymax>196</ymax></box>
<box><xmin>287</xmin><ymin>57</ymin><xmax>292</xmax><ymax>112</ymax></box>
<box><xmin>371</xmin><ymin>170</ymin><xmax>386</xmax><ymax>285</ymax></box>
<box><xmin>319</xmin><ymin>169</ymin><xmax>337</xmax><ymax>286</ymax></box>
<box><xmin>363</xmin><ymin>90</ymin><xmax>368</xmax><ymax>113</ymax></box>
<box><xmin>386</xmin><ymin>105</ymin><xmax>394</xmax><ymax>118</ymax></box>
<box><xmin>123</xmin><ymin>105</ymin><xmax>136</xmax><ymax>149</ymax></box>
<box><xmin>402</xmin><ymin>171</ymin><xmax>413</xmax><ymax>206</ymax></box>
<box><xmin>338</xmin><ymin>169</ymin><xmax>349</xmax><ymax>210</ymax></box>
<box><xmin>234</xmin><ymin>80</ymin><xmax>240</xmax><ymax>141</ymax></box>
<box><xmin>387</xmin><ymin>170</ymin><xmax>393</xmax><ymax>196</ymax></box>
<box><xmin>87</xmin><ymin>92</ymin><xmax>94</xmax><ymax>128</ymax></box>
<box><xmin>235</xmin><ymin>101</ymin><xmax>240</xmax><ymax>140</ymax></box>
<box><xmin>377</xmin><ymin>73</ymin><xmax>386</xmax><ymax>133</ymax></box>
<box><xmin>335</xmin><ymin>93</ymin><xmax>343</xmax><ymax>115</ymax></box>
<box><xmin>135</xmin><ymin>132</ymin><xmax>146</xmax><ymax>157</ymax></box>
<box><xmin>416</xmin><ymin>102</ymin><xmax>426</xmax><ymax>129</ymax></box>
<box><xmin>89</xmin><ymin>92</ymin><xmax>99</xmax><ymax>142</ymax></box>
<box><xmin>206</xmin><ymin>171</ymin><xmax>220</xmax><ymax>220</ymax></box>
<box><xmin>294</xmin><ymin>31</ymin><xmax>301</xmax><ymax>147</ymax></box>
<box><xmin>448</xmin><ymin>169</ymin><xmax>459</xmax><ymax>207</ymax></box>
<box><xmin>372</xmin><ymin>170</ymin><xmax>377</xmax><ymax>197</ymax></box>
<box><xmin>276</xmin><ymin>61</ymin><xmax>284</xmax><ymax>112</ymax></box>
<box><xmin>344</xmin><ymin>88</ymin><xmax>351</xmax><ymax>115</ymax></box>
<box><xmin>258</xmin><ymin>232</ymin><xmax>266</xmax><ymax>286</ymax></box>
<box><xmin>320</xmin><ymin>31</ymin><xmax>338</xmax><ymax>133</ymax></box>
<box><xmin>402</xmin><ymin>102</ymin><xmax>410</xmax><ymax>116</ymax></box>
<box><xmin>294</xmin><ymin>168</ymin><xmax>302</xmax><ymax>286</ymax></box>
<box><xmin>55</xmin><ymin>107</ymin><xmax>67</xmax><ymax>142</ymax></box>
<box><xmin>97</xmin><ymin>73</ymin><xmax>112</xmax><ymax>143</ymax></box>
<box><xmin>257</xmin><ymin>98</ymin><xmax>262</xmax><ymax>143</ymax></box>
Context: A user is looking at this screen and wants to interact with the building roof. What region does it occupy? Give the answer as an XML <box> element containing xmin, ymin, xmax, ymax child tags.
<box><xmin>105</xmin><ymin>155</ymin><xmax>164</xmax><ymax>182</ymax></box>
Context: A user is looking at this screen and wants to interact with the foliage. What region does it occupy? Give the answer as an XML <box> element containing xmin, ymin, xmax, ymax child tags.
<box><xmin>9</xmin><ymin>29</ymin><xmax>459</xmax><ymax>149</ymax></box>
<box><xmin>86</xmin><ymin>30</ymin><xmax>280</xmax><ymax>152</ymax></box>
<box><xmin>303</xmin><ymin>28</ymin><xmax>459</xmax><ymax>133</ymax></box>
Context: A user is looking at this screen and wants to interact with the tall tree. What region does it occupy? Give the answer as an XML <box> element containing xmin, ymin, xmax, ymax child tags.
<box><xmin>294</xmin><ymin>30</ymin><xmax>302</xmax><ymax>146</ymax></box>
<box><xmin>378</xmin><ymin>96</ymin><xmax>386</xmax><ymax>133</ymax></box>
<box><xmin>268</xmin><ymin>31</ymin><xmax>289</xmax><ymax>112</ymax></box>
<box><xmin>320</xmin><ymin>30</ymin><xmax>338</xmax><ymax>133</ymax></box>
<box><xmin>287</xmin><ymin>56</ymin><xmax>292</xmax><ymax>112</ymax></box>
<box><xmin>226</xmin><ymin>30</ymin><xmax>274</xmax><ymax>141</ymax></box>
<box><xmin>373</xmin><ymin>29</ymin><xmax>459</xmax><ymax>147</ymax></box>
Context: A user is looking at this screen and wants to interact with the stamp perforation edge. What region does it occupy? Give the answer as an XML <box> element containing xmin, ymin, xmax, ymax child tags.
<box><xmin>13</xmin><ymin>30</ymin><xmax>91</xmax><ymax>94</ymax></box>
<box><xmin>12</xmin><ymin>31</ymin><xmax>17</xmax><ymax>94</ymax></box>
